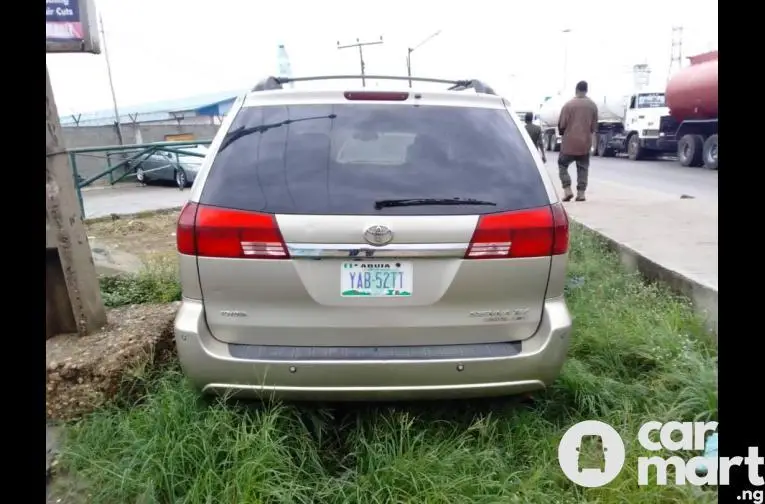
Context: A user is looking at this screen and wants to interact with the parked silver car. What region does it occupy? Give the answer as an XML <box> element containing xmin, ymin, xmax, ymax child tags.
<box><xmin>173</xmin><ymin>76</ymin><xmax>573</xmax><ymax>401</ymax></box>
<box><xmin>135</xmin><ymin>145</ymin><xmax>208</xmax><ymax>188</ymax></box>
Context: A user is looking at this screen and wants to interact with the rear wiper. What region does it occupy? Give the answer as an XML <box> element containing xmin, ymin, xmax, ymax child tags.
<box><xmin>218</xmin><ymin>114</ymin><xmax>337</xmax><ymax>152</ymax></box>
<box><xmin>374</xmin><ymin>198</ymin><xmax>497</xmax><ymax>210</ymax></box>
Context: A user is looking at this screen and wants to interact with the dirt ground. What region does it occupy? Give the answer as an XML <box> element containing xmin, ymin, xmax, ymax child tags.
<box><xmin>46</xmin><ymin>211</ymin><xmax>184</xmax><ymax>502</ymax></box>
<box><xmin>85</xmin><ymin>210</ymin><xmax>180</xmax><ymax>261</ymax></box>
<box><xmin>46</xmin><ymin>302</ymin><xmax>179</xmax><ymax>421</ymax></box>
<box><xmin>46</xmin><ymin>301</ymin><xmax>180</xmax><ymax>503</ymax></box>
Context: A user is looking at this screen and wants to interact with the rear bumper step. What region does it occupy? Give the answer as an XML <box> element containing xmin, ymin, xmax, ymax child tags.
<box><xmin>228</xmin><ymin>341</ymin><xmax>522</xmax><ymax>361</ymax></box>
<box><xmin>174</xmin><ymin>297</ymin><xmax>572</xmax><ymax>401</ymax></box>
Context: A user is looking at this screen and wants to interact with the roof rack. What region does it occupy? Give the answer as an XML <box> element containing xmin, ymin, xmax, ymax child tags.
<box><xmin>251</xmin><ymin>75</ymin><xmax>497</xmax><ymax>96</ymax></box>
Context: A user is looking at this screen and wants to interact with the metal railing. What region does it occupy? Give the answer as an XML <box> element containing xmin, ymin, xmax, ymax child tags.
<box><xmin>66</xmin><ymin>140</ymin><xmax>212</xmax><ymax>217</ymax></box>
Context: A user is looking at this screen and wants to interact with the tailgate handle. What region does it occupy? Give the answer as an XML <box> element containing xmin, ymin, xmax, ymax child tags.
<box><xmin>286</xmin><ymin>243</ymin><xmax>468</xmax><ymax>259</ymax></box>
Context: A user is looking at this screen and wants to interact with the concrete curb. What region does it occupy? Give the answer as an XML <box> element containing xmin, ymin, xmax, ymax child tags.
<box><xmin>575</xmin><ymin>220</ymin><xmax>718</xmax><ymax>338</ymax></box>
<box><xmin>84</xmin><ymin>206</ymin><xmax>183</xmax><ymax>225</ymax></box>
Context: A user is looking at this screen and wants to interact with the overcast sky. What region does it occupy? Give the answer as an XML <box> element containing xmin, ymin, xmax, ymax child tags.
<box><xmin>47</xmin><ymin>0</ymin><xmax>718</xmax><ymax>115</ymax></box>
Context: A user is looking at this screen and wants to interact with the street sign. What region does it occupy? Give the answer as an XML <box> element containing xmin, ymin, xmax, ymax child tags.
<box><xmin>46</xmin><ymin>0</ymin><xmax>101</xmax><ymax>54</ymax></box>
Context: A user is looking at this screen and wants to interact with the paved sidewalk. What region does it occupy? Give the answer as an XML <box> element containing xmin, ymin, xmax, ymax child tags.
<box><xmin>546</xmin><ymin>165</ymin><xmax>718</xmax><ymax>330</ymax></box>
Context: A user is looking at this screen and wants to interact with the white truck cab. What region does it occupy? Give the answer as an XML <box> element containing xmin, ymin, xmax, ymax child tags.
<box><xmin>594</xmin><ymin>90</ymin><xmax>675</xmax><ymax>160</ymax></box>
<box><xmin>623</xmin><ymin>91</ymin><xmax>670</xmax><ymax>143</ymax></box>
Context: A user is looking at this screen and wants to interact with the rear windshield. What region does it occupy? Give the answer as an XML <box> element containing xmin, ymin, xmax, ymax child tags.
<box><xmin>199</xmin><ymin>104</ymin><xmax>549</xmax><ymax>215</ymax></box>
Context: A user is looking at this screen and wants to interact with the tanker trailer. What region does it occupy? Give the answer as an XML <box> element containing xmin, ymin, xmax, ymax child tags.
<box><xmin>662</xmin><ymin>51</ymin><xmax>718</xmax><ymax>169</ymax></box>
<box><xmin>539</xmin><ymin>90</ymin><xmax>670</xmax><ymax>160</ymax></box>
<box><xmin>538</xmin><ymin>93</ymin><xmax>624</xmax><ymax>153</ymax></box>
<box><xmin>538</xmin><ymin>94</ymin><xmax>566</xmax><ymax>152</ymax></box>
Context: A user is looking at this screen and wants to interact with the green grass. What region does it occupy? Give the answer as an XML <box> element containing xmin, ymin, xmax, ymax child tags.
<box><xmin>59</xmin><ymin>225</ymin><xmax>717</xmax><ymax>503</ymax></box>
<box><xmin>99</xmin><ymin>255</ymin><xmax>181</xmax><ymax>307</ymax></box>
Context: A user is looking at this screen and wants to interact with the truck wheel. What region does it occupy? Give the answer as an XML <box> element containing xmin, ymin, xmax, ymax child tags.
<box><xmin>597</xmin><ymin>135</ymin><xmax>615</xmax><ymax>157</ymax></box>
<box><xmin>627</xmin><ymin>134</ymin><xmax>645</xmax><ymax>161</ymax></box>
<box><xmin>702</xmin><ymin>134</ymin><xmax>718</xmax><ymax>170</ymax></box>
<box><xmin>678</xmin><ymin>134</ymin><xmax>704</xmax><ymax>167</ymax></box>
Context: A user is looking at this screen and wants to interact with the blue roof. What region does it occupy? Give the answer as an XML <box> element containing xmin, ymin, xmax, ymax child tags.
<box><xmin>61</xmin><ymin>89</ymin><xmax>246</xmax><ymax>126</ymax></box>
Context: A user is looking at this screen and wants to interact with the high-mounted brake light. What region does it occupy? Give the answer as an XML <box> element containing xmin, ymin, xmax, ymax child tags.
<box><xmin>176</xmin><ymin>202</ymin><xmax>289</xmax><ymax>259</ymax></box>
<box><xmin>465</xmin><ymin>203</ymin><xmax>569</xmax><ymax>259</ymax></box>
<box><xmin>344</xmin><ymin>91</ymin><xmax>409</xmax><ymax>101</ymax></box>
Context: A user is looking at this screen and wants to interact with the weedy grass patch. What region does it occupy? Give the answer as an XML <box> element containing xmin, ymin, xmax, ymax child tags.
<box><xmin>58</xmin><ymin>224</ymin><xmax>717</xmax><ymax>503</ymax></box>
<box><xmin>99</xmin><ymin>255</ymin><xmax>181</xmax><ymax>307</ymax></box>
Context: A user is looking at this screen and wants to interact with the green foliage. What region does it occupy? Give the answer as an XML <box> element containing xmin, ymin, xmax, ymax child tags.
<box><xmin>59</xmin><ymin>225</ymin><xmax>717</xmax><ymax>504</ymax></box>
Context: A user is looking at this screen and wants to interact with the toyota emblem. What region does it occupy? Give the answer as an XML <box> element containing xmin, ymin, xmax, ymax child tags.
<box><xmin>363</xmin><ymin>225</ymin><xmax>393</xmax><ymax>246</ymax></box>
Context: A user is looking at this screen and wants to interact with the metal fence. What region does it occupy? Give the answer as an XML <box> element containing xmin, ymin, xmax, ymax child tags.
<box><xmin>67</xmin><ymin>140</ymin><xmax>212</xmax><ymax>217</ymax></box>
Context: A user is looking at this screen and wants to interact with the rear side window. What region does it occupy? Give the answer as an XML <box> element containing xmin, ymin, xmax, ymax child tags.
<box><xmin>200</xmin><ymin>104</ymin><xmax>549</xmax><ymax>215</ymax></box>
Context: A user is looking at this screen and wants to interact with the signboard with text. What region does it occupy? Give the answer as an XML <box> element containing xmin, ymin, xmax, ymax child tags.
<box><xmin>165</xmin><ymin>133</ymin><xmax>197</xmax><ymax>142</ymax></box>
<box><xmin>46</xmin><ymin>0</ymin><xmax>100</xmax><ymax>54</ymax></box>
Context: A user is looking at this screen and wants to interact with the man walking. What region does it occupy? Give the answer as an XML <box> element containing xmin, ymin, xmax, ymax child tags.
<box><xmin>558</xmin><ymin>80</ymin><xmax>598</xmax><ymax>201</ymax></box>
<box><xmin>524</xmin><ymin>112</ymin><xmax>546</xmax><ymax>163</ymax></box>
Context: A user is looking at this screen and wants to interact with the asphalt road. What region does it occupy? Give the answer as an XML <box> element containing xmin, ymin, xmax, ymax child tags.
<box><xmin>547</xmin><ymin>152</ymin><xmax>718</xmax><ymax>201</ymax></box>
<box><xmin>81</xmin><ymin>155</ymin><xmax>718</xmax><ymax>219</ymax></box>
<box><xmin>82</xmin><ymin>184</ymin><xmax>190</xmax><ymax>219</ymax></box>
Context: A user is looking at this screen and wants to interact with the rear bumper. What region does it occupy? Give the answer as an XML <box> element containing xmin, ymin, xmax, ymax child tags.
<box><xmin>174</xmin><ymin>297</ymin><xmax>573</xmax><ymax>401</ymax></box>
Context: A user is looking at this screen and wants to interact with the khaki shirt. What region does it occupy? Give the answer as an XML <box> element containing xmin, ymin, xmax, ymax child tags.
<box><xmin>559</xmin><ymin>96</ymin><xmax>598</xmax><ymax>156</ymax></box>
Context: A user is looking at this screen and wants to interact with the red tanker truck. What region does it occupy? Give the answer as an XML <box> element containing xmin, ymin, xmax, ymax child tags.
<box><xmin>661</xmin><ymin>50</ymin><xmax>718</xmax><ymax>170</ymax></box>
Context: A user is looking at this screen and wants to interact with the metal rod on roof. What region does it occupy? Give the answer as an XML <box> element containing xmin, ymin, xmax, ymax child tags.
<box><xmin>337</xmin><ymin>37</ymin><xmax>384</xmax><ymax>88</ymax></box>
<box><xmin>407</xmin><ymin>30</ymin><xmax>442</xmax><ymax>88</ymax></box>
<box><xmin>99</xmin><ymin>13</ymin><xmax>124</xmax><ymax>146</ymax></box>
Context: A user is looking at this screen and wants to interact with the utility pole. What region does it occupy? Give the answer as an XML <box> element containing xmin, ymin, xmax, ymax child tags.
<box><xmin>406</xmin><ymin>30</ymin><xmax>442</xmax><ymax>88</ymax></box>
<box><xmin>99</xmin><ymin>13</ymin><xmax>124</xmax><ymax>145</ymax></box>
<box><xmin>668</xmin><ymin>26</ymin><xmax>684</xmax><ymax>81</ymax></box>
<box><xmin>632</xmin><ymin>63</ymin><xmax>651</xmax><ymax>92</ymax></box>
<box><xmin>561</xmin><ymin>28</ymin><xmax>572</xmax><ymax>94</ymax></box>
<box><xmin>46</xmin><ymin>65</ymin><xmax>107</xmax><ymax>338</ymax></box>
<box><xmin>337</xmin><ymin>36</ymin><xmax>384</xmax><ymax>87</ymax></box>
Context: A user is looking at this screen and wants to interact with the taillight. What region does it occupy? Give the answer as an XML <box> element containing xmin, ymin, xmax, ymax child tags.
<box><xmin>465</xmin><ymin>203</ymin><xmax>569</xmax><ymax>259</ymax></box>
<box><xmin>344</xmin><ymin>91</ymin><xmax>409</xmax><ymax>101</ymax></box>
<box><xmin>176</xmin><ymin>202</ymin><xmax>198</xmax><ymax>255</ymax></box>
<box><xmin>175</xmin><ymin>202</ymin><xmax>289</xmax><ymax>259</ymax></box>
<box><xmin>550</xmin><ymin>202</ymin><xmax>569</xmax><ymax>255</ymax></box>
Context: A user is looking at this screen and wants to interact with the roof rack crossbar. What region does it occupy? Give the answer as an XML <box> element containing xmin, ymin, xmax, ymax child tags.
<box><xmin>251</xmin><ymin>75</ymin><xmax>497</xmax><ymax>95</ymax></box>
<box><xmin>447</xmin><ymin>80</ymin><xmax>497</xmax><ymax>95</ymax></box>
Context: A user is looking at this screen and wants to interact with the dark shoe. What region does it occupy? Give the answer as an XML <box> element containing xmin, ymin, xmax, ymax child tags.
<box><xmin>575</xmin><ymin>190</ymin><xmax>586</xmax><ymax>202</ymax></box>
<box><xmin>562</xmin><ymin>187</ymin><xmax>574</xmax><ymax>202</ymax></box>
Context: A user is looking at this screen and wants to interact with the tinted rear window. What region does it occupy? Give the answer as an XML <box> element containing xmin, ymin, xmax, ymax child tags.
<box><xmin>200</xmin><ymin>104</ymin><xmax>549</xmax><ymax>215</ymax></box>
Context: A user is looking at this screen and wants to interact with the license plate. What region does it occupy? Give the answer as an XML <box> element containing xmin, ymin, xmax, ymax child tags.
<box><xmin>340</xmin><ymin>261</ymin><xmax>413</xmax><ymax>297</ymax></box>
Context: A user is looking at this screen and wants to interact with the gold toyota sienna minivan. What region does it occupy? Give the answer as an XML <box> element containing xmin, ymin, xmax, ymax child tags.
<box><xmin>173</xmin><ymin>76</ymin><xmax>573</xmax><ymax>401</ymax></box>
